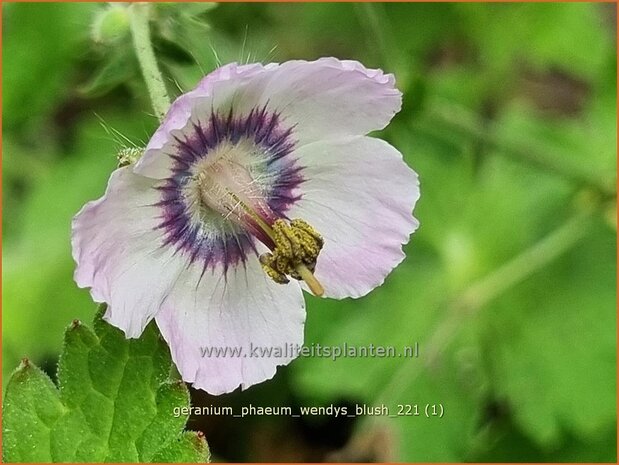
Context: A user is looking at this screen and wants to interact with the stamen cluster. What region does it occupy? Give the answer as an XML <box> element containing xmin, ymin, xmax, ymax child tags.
<box><xmin>259</xmin><ymin>219</ymin><xmax>324</xmax><ymax>284</ymax></box>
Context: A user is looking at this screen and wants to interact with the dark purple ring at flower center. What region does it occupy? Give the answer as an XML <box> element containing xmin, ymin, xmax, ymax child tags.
<box><xmin>154</xmin><ymin>105</ymin><xmax>305</xmax><ymax>274</ymax></box>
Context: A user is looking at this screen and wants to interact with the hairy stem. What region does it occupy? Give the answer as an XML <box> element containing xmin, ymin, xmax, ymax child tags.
<box><xmin>129</xmin><ymin>3</ymin><xmax>170</xmax><ymax>121</ymax></box>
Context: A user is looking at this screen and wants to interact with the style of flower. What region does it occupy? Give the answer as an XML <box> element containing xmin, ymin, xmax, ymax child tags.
<box><xmin>71</xmin><ymin>58</ymin><xmax>420</xmax><ymax>395</ymax></box>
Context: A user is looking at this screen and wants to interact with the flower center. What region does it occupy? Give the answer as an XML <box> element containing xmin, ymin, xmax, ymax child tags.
<box><xmin>194</xmin><ymin>142</ymin><xmax>324</xmax><ymax>296</ymax></box>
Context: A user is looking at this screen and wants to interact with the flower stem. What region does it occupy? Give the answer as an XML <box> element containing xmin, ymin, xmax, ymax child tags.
<box><xmin>129</xmin><ymin>3</ymin><xmax>170</xmax><ymax>121</ymax></box>
<box><xmin>450</xmin><ymin>212</ymin><xmax>589</xmax><ymax>314</ymax></box>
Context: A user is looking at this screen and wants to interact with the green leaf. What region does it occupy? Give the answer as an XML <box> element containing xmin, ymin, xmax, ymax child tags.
<box><xmin>152</xmin><ymin>432</ymin><xmax>210</xmax><ymax>463</ymax></box>
<box><xmin>2</xmin><ymin>361</ymin><xmax>66</xmax><ymax>463</ymax></box>
<box><xmin>481</xmin><ymin>222</ymin><xmax>616</xmax><ymax>449</ymax></box>
<box><xmin>293</xmin><ymin>254</ymin><xmax>485</xmax><ymax>461</ymax></box>
<box><xmin>2</xmin><ymin>309</ymin><xmax>209</xmax><ymax>463</ymax></box>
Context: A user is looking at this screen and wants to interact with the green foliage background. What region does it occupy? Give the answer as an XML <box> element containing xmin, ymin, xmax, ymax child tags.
<box><xmin>3</xmin><ymin>2</ymin><xmax>616</xmax><ymax>462</ymax></box>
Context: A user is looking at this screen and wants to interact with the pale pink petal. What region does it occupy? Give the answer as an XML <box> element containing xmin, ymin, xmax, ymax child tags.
<box><xmin>134</xmin><ymin>58</ymin><xmax>401</xmax><ymax>179</ymax></box>
<box><xmin>286</xmin><ymin>136</ymin><xmax>420</xmax><ymax>299</ymax></box>
<box><xmin>71</xmin><ymin>167</ymin><xmax>189</xmax><ymax>337</ymax></box>
<box><xmin>259</xmin><ymin>57</ymin><xmax>401</xmax><ymax>145</ymax></box>
<box><xmin>155</xmin><ymin>255</ymin><xmax>305</xmax><ymax>395</ymax></box>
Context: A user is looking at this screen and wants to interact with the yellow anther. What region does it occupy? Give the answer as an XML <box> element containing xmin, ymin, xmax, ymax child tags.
<box><xmin>259</xmin><ymin>218</ymin><xmax>325</xmax><ymax>296</ymax></box>
<box><xmin>260</xmin><ymin>254</ymin><xmax>289</xmax><ymax>284</ymax></box>
<box><xmin>291</xmin><ymin>219</ymin><xmax>324</xmax><ymax>245</ymax></box>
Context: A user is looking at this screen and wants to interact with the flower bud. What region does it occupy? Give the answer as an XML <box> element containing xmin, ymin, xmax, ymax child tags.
<box><xmin>117</xmin><ymin>147</ymin><xmax>142</xmax><ymax>167</ymax></box>
<box><xmin>91</xmin><ymin>5</ymin><xmax>130</xmax><ymax>45</ymax></box>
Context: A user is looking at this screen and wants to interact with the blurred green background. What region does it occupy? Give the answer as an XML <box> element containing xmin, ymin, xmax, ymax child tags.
<box><xmin>2</xmin><ymin>2</ymin><xmax>616</xmax><ymax>462</ymax></box>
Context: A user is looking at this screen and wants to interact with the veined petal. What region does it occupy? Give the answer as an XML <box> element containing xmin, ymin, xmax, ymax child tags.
<box><xmin>259</xmin><ymin>58</ymin><xmax>401</xmax><ymax>145</ymax></box>
<box><xmin>286</xmin><ymin>136</ymin><xmax>420</xmax><ymax>299</ymax></box>
<box><xmin>134</xmin><ymin>58</ymin><xmax>401</xmax><ymax>180</ymax></box>
<box><xmin>71</xmin><ymin>167</ymin><xmax>189</xmax><ymax>337</ymax></box>
<box><xmin>155</xmin><ymin>256</ymin><xmax>306</xmax><ymax>395</ymax></box>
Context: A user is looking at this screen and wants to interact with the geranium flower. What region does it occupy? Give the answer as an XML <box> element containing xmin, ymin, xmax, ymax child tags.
<box><xmin>71</xmin><ymin>58</ymin><xmax>420</xmax><ymax>394</ymax></box>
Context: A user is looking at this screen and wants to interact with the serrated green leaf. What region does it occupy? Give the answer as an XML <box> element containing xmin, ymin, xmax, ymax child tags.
<box><xmin>152</xmin><ymin>432</ymin><xmax>211</xmax><ymax>463</ymax></box>
<box><xmin>481</xmin><ymin>223</ymin><xmax>616</xmax><ymax>449</ymax></box>
<box><xmin>2</xmin><ymin>310</ymin><xmax>209</xmax><ymax>463</ymax></box>
<box><xmin>2</xmin><ymin>361</ymin><xmax>66</xmax><ymax>463</ymax></box>
<box><xmin>294</xmin><ymin>253</ymin><xmax>485</xmax><ymax>461</ymax></box>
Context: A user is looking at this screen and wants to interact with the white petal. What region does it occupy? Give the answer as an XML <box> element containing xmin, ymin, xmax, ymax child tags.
<box><xmin>71</xmin><ymin>167</ymin><xmax>189</xmax><ymax>337</ymax></box>
<box><xmin>286</xmin><ymin>136</ymin><xmax>420</xmax><ymax>299</ymax></box>
<box><xmin>155</xmin><ymin>256</ymin><xmax>306</xmax><ymax>395</ymax></box>
<box><xmin>259</xmin><ymin>57</ymin><xmax>401</xmax><ymax>145</ymax></box>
